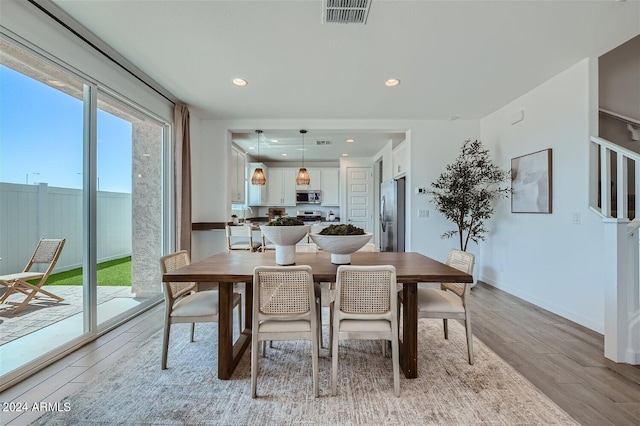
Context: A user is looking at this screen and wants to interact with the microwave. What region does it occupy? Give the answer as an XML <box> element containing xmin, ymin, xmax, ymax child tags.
<box><xmin>296</xmin><ymin>191</ymin><xmax>321</xmax><ymax>204</ymax></box>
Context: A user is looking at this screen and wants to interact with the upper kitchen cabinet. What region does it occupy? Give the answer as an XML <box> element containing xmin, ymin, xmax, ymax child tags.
<box><xmin>248</xmin><ymin>162</ymin><xmax>268</xmax><ymax>206</ymax></box>
<box><xmin>295</xmin><ymin>167</ymin><xmax>321</xmax><ymax>191</ymax></box>
<box><xmin>230</xmin><ymin>146</ymin><xmax>246</xmax><ymax>204</ymax></box>
<box><xmin>267</xmin><ymin>168</ymin><xmax>296</xmax><ymax>206</ymax></box>
<box><xmin>393</xmin><ymin>142</ymin><xmax>408</xmax><ymax>178</ymax></box>
<box><xmin>320</xmin><ymin>168</ymin><xmax>339</xmax><ymax>206</ymax></box>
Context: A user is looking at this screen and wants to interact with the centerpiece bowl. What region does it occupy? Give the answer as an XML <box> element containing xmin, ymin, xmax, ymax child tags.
<box><xmin>309</xmin><ymin>232</ymin><xmax>373</xmax><ymax>264</ymax></box>
<box><xmin>260</xmin><ymin>219</ymin><xmax>310</xmax><ymax>265</ymax></box>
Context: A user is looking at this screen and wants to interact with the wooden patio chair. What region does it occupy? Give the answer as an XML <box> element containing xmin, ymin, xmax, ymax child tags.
<box><xmin>0</xmin><ymin>238</ymin><xmax>66</xmax><ymax>314</ymax></box>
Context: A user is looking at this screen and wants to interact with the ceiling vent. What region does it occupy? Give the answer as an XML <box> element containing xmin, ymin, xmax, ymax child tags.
<box><xmin>323</xmin><ymin>0</ymin><xmax>372</xmax><ymax>25</ymax></box>
<box><xmin>316</xmin><ymin>140</ymin><xmax>333</xmax><ymax>146</ymax></box>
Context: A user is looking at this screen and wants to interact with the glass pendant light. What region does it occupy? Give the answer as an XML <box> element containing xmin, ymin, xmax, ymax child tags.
<box><xmin>251</xmin><ymin>130</ymin><xmax>266</xmax><ymax>185</ymax></box>
<box><xmin>296</xmin><ymin>129</ymin><xmax>310</xmax><ymax>185</ymax></box>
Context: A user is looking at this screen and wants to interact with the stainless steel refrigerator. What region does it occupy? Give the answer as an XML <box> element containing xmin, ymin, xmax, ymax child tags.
<box><xmin>380</xmin><ymin>177</ymin><xmax>405</xmax><ymax>252</ymax></box>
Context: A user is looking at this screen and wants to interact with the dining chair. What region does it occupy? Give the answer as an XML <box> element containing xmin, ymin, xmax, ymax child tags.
<box><xmin>225</xmin><ymin>224</ymin><xmax>261</xmax><ymax>252</ymax></box>
<box><xmin>0</xmin><ymin>238</ymin><xmax>66</xmax><ymax>314</ymax></box>
<box><xmin>415</xmin><ymin>249</ymin><xmax>475</xmax><ymax>364</ymax></box>
<box><xmin>259</xmin><ymin>243</ymin><xmax>324</xmax><ymax>353</ymax></box>
<box><xmin>331</xmin><ymin>265</ymin><xmax>400</xmax><ymax>397</ymax></box>
<box><xmin>259</xmin><ymin>233</ymin><xmax>276</xmax><ymax>252</ymax></box>
<box><xmin>251</xmin><ymin>265</ymin><xmax>319</xmax><ymax>398</ymax></box>
<box><xmin>159</xmin><ymin>250</ymin><xmax>242</xmax><ymax>369</ymax></box>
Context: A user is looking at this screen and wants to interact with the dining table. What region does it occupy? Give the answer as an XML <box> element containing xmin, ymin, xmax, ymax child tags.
<box><xmin>162</xmin><ymin>250</ymin><xmax>473</xmax><ymax>380</ymax></box>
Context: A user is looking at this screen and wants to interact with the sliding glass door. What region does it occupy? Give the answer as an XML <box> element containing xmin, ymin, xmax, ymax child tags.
<box><xmin>0</xmin><ymin>37</ymin><xmax>166</xmax><ymax>388</ymax></box>
<box><xmin>96</xmin><ymin>90</ymin><xmax>164</xmax><ymax>327</ymax></box>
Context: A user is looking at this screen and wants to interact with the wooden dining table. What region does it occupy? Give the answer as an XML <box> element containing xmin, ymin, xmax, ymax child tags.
<box><xmin>162</xmin><ymin>251</ymin><xmax>473</xmax><ymax>380</ymax></box>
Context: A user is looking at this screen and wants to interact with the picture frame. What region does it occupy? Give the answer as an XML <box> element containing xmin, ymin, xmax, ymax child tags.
<box><xmin>511</xmin><ymin>148</ymin><xmax>552</xmax><ymax>213</ymax></box>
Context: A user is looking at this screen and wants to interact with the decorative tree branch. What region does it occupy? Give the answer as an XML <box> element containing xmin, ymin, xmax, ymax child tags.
<box><xmin>428</xmin><ymin>139</ymin><xmax>510</xmax><ymax>251</ymax></box>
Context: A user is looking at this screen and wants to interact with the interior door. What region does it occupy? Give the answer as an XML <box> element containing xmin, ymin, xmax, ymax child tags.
<box><xmin>346</xmin><ymin>166</ymin><xmax>373</xmax><ymax>232</ymax></box>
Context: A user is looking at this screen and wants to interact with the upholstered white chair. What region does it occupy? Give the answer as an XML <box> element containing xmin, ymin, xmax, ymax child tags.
<box><xmin>416</xmin><ymin>249</ymin><xmax>475</xmax><ymax>364</ymax></box>
<box><xmin>331</xmin><ymin>265</ymin><xmax>400</xmax><ymax>397</ymax></box>
<box><xmin>226</xmin><ymin>224</ymin><xmax>261</xmax><ymax>252</ymax></box>
<box><xmin>159</xmin><ymin>250</ymin><xmax>242</xmax><ymax>369</ymax></box>
<box><xmin>251</xmin><ymin>265</ymin><xmax>319</xmax><ymax>398</ymax></box>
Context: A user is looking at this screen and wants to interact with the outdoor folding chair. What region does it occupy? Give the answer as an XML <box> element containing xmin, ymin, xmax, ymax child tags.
<box><xmin>0</xmin><ymin>238</ymin><xmax>66</xmax><ymax>314</ymax></box>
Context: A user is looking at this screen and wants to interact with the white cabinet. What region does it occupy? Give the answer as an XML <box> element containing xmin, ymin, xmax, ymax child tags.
<box><xmin>267</xmin><ymin>168</ymin><xmax>296</xmax><ymax>206</ymax></box>
<box><xmin>230</xmin><ymin>147</ymin><xmax>246</xmax><ymax>204</ymax></box>
<box><xmin>295</xmin><ymin>167</ymin><xmax>321</xmax><ymax>191</ymax></box>
<box><xmin>393</xmin><ymin>143</ymin><xmax>408</xmax><ymax>178</ymax></box>
<box><xmin>248</xmin><ymin>162</ymin><xmax>268</xmax><ymax>206</ymax></box>
<box><xmin>320</xmin><ymin>168</ymin><xmax>340</xmax><ymax>206</ymax></box>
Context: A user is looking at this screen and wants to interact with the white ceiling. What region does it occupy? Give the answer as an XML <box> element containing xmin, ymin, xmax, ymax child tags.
<box><xmin>51</xmin><ymin>0</ymin><xmax>639</xmax><ymax>161</ymax></box>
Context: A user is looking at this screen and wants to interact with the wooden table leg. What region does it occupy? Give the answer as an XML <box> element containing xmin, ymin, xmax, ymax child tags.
<box><xmin>399</xmin><ymin>282</ymin><xmax>418</xmax><ymax>378</ymax></box>
<box><xmin>218</xmin><ymin>281</ymin><xmax>252</xmax><ymax>380</ymax></box>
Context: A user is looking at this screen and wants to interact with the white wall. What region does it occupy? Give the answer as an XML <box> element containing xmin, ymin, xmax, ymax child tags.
<box><xmin>480</xmin><ymin>59</ymin><xmax>606</xmax><ymax>332</ymax></box>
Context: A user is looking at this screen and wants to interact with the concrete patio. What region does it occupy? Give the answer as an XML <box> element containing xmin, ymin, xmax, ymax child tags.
<box><xmin>0</xmin><ymin>285</ymin><xmax>138</xmax><ymax>346</ymax></box>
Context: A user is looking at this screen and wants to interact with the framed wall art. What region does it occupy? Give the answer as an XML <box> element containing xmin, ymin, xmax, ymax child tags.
<box><xmin>511</xmin><ymin>148</ymin><xmax>552</xmax><ymax>213</ymax></box>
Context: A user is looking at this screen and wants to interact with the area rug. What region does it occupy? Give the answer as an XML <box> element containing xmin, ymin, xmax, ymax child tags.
<box><xmin>34</xmin><ymin>318</ymin><xmax>577</xmax><ymax>425</ymax></box>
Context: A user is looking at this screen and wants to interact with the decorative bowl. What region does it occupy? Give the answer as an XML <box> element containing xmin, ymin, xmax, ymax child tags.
<box><xmin>260</xmin><ymin>225</ymin><xmax>310</xmax><ymax>265</ymax></box>
<box><xmin>309</xmin><ymin>232</ymin><xmax>373</xmax><ymax>264</ymax></box>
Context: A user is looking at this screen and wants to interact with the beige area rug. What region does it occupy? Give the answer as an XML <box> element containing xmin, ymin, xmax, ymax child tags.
<box><xmin>34</xmin><ymin>318</ymin><xmax>577</xmax><ymax>425</ymax></box>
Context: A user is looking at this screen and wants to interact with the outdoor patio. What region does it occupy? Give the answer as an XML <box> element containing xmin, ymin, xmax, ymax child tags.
<box><xmin>0</xmin><ymin>285</ymin><xmax>137</xmax><ymax>346</ymax></box>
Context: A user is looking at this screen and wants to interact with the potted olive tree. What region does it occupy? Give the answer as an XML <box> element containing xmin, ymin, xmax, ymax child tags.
<box><xmin>429</xmin><ymin>139</ymin><xmax>509</xmax><ymax>252</ymax></box>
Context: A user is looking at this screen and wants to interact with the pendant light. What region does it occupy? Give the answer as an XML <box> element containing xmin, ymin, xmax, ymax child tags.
<box><xmin>296</xmin><ymin>129</ymin><xmax>310</xmax><ymax>185</ymax></box>
<box><xmin>251</xmin><ymin>130</ymin><xmax>266</xmax><ymax>185</ymax></box>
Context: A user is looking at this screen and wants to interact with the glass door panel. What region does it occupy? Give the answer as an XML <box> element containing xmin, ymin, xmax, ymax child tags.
<box><xmin>0</xmin><ymin>40</ymin><xmax>87</xmax><ymax>377</ymax></box>
<box><xmin>96</xmin><ymin>91</ymin><xmax>163</xmax><ymax>328</ymax></box>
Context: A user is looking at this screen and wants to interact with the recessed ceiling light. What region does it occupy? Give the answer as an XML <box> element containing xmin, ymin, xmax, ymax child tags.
<box><xmin>341</xmin><ymin>153</ymin><xmax>348</xmax><ymax>157</ymax></box>
<box><xmin>270</xmin><ymin>139</ymin><xmax>278</xmax><ymax>143</ymax></box>
<box><xmin>346</xmin><ymin>139</ymin><xmax>355</xmax><ymax>143</ymax></box>
<box><xmin>282</xmin><ymin>153</ymin><xmax>288</xmax><ymax>157</ymax></box>
<box><xmin>385</xmin><ymin>79</ymin><xmax>400</xmax><ymax>87</ymax></box>
<box><xmin>232</xmin><ymin>78</ymin><xmax>247</xmax><ymax>87</ymax></box>
<box><xmin>248</xmin><ymin>146</ymin><xmax>255</xmax><ymax>150</ymax></box>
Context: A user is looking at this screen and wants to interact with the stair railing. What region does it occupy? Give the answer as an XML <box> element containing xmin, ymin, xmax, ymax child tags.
<box><xmin>590</xmin><ymin>136</ymin><xmax>639</xmax><ymax>220</ymax></box>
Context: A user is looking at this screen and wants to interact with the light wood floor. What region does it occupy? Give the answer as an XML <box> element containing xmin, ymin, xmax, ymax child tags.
<box><xmin>2</xmin><ymin>282</ymin><xmax>639</xmax><ymax>425</ymax></box>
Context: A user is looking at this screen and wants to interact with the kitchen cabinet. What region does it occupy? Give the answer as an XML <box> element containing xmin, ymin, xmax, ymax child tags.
<box><xmin>393</xmin><ymin>142</ymin><xmax>408</xmax><ymax>178</ymax></box>
<box><xmin>248</xmin><ymin>162</ymin><xmax>268</xmax><ymax>206</ymax></box>
<box><xmin>295</xmin><ymin>167</ymin><xmax>321</xmax><ymax>191</ymax></box>
<box><xmin>230</xmin><ymin>146</ymin><xmax>246</xmax><ymax>204</ymax></box>
<box><xmin>320</xmin><ymin>168</ymin><xmax>340</xmax><ymax>206</ymax></box>
<box><xmin>267</xmin><ymin>168</ymin><xmax>296</xmax><ymax>206</ymax></box>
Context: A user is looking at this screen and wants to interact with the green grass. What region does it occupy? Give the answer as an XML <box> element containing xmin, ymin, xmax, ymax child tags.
<box><xmin>45</xmin><ymin>256</ymin><xmax>132</xmax><ymax>286</ymax></box>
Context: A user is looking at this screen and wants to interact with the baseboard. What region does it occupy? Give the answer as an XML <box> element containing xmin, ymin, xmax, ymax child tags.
<box><xmin>478</xmin><ymin>276</ymin><xmax>604</xmax><ymax>334</ymax></box>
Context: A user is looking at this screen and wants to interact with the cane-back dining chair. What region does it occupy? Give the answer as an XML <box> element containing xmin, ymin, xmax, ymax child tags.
<box><xmin>416</xmin><ymin>249</ymin><xmax>475</xmax><ymax>364</ymax></box>
<box><xmin>331</xmin><ymin>265</ymin><xmax>400</xmax><ymax>397</ymax></box>
<box><xmin>226</xmin><ymin>225</ymin><xmax>261</xmax><ymax>252</ymax></box>
<box><xmin>159</xmin><ymin>250</ymin><xmax>242</xmax><ymax>369</ymax></box>
<box><xmin>251</xmin><ymin>265</ymin><xmax>319</xmax><ymax>398</ymax></box>
<box><xmin>0</xmin><ymin>238</ymin><xmax>66</xmax><ymax>314</ymax></box>
<box><xmin>259</xmin><ymin>234</ymin><xmax>276</xmax><ymax>252</ymax></box>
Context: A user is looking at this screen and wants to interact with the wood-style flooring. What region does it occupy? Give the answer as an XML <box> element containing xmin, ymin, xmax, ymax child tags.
<box><xmin>1</xmin><ymin>282</ymin><xmax>639</xmax><ymax>425</ymax></box>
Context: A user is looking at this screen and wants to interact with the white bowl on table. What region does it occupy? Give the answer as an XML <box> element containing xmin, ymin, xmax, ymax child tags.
<box><xmin>259</xmin><ymin>225</ymin><xmax>310</xmax><ymax>265</ymax></box>
<box><xmin>309</xmin><ymin>232</ymin><xmax>373</xmax><ymax>264</ymax></box>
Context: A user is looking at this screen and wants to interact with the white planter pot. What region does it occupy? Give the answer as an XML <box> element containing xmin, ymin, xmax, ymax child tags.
<box><xmin>260</xmin><ymin>225</ymin><xmax>310</xmax><ymax>266</ymax></box>
<box><xmin>309</xmin><ymin>233</ymin><xmax>373</xmax><ymax>265</ymax></box>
